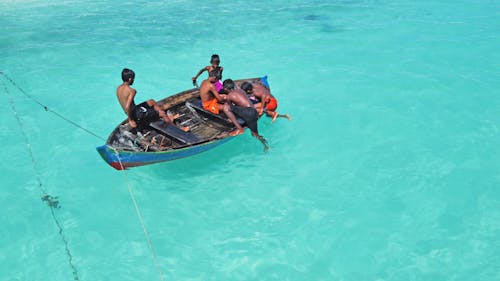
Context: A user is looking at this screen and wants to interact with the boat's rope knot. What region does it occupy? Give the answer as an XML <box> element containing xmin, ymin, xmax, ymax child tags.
<box><xmin>42</xmin><ymin>194</ymin><xmax>60</xmax><ymax>209</ymax></box>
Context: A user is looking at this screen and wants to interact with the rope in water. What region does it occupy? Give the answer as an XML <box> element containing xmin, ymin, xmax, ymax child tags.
<box><xmin>0</xmin><ymin>71</ymin><xmax>106</xmax><ymax>141</ymax></box>
<box><xmin>111</xmin><ymin>149</ymin><xmax>166</xmax><ymax>281</ymax></box>
<box><xmin>1</xmin><ymin>78</ymin><xmax>80</xmax><ymax>281</ymax></box>
<box><xmin>1</xmin><ymin>72</ymin><xmax>165</xmax><ymax>281</ymax></box>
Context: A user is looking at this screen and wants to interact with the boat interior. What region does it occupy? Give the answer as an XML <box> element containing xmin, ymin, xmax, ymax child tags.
<box><xmin>107</xmin><ymin>97</ymin><xmax>241</xmax><ymax>152</ymax></box>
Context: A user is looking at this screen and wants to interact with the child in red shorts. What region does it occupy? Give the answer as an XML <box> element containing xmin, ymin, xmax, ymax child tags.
<box><xmin>241</xmin><ymin>81</ymin><xmax>291</xmax><ymax>122</ymax></box>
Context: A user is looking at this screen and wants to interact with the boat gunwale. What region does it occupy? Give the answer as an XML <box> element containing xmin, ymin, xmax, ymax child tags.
<box><xmin>104</xmin><ymin>77</ymin><xmax>262</xmax><ymax>150</ymax></box>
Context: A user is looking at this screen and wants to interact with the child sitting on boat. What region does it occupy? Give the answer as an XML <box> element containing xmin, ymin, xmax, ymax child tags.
<box><xmin>116</xmin><ymin>68</ymin><xmax>189</xmax><ymax>131</ymax></box>
<box><xmin>198</xmin><ymin>72</ymin><xmax>242</xmax><ymax>136</ymax></box>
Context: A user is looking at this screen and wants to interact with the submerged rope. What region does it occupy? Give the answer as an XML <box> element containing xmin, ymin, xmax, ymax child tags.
<box><xmin>111</xmin><ymin>147</ymin><xmax>166</xmax><ymax>281</ymax></box>
<box><xmin>2</xmin><ymin>72</ymin><xmax>165</xmax><ymax>281</ymax></box>
<box><xmin>0</xmin><ymin>71</ymin><xmax>105</xmax><ymax>141</ymax></box>
<box><xmin>2</xmin><ymin>78</ymin><xmax>80</xmax><ymax>281</ymax></box>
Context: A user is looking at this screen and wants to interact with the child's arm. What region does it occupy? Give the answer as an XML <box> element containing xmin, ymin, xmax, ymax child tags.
<box><xmin>259</xmin><ymin>94</ymin><xmax>271</xmax><ymax>115</ymax></box>
<box><xmin>192</xmin><ymin>66</ymin><xmax>209</xmax><ymax>81</ymax></box>
<box><xmin>211</xmin><ymin>88</ymin><xmax>227</xmax><ymax>103</ymax></box>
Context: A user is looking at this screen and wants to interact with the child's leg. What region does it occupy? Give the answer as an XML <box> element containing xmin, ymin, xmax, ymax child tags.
<box><xmin>265</xmin><ymin>110</ymin><xmax>291</xmax><ymax>122</ymax></box>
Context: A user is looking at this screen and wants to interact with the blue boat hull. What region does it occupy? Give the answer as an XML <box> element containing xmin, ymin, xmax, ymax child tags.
<box><xmin>97</xmin><ymin>76</ymin><xmax>268</xmax><ymax>170</ymax></box>
<box><xmin>97</xmin><ymin>138</ymin><xmax>233</xmax><ymax>170</ymax></box>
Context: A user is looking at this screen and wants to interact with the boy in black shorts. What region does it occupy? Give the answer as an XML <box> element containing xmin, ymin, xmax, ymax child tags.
<box><xmin>222</xmin><ymin>79</ymin><xmax>269</xmax><ymax>151</ymax></box>
<box><xmin>116</xmin><ymin>68</ymin><xmax>188</xmax><ymax>131</ymax></box>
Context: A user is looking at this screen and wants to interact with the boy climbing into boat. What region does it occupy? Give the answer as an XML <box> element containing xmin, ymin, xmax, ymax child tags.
<box><xmin>116</xmin><ymin>68</ymin><xmax>189</xmax><ymax>131</ymax></box>
<box><xmin>240</xmin><ymin>81</ymin><xmax>291</xmax><ymax>122</ymax></box>
<box><xmin>199</xmin><ymin>72</ymin><xmax>242</xmax><ymax>136</ymax></box>
<box><xmin>222</xmin><ymin>79</ymin><xmax>269</xmax><ymax>151</ymax></box>
<box><xmin>192</xmin><ymin>54</ymin><xmax>224</xmax><ymax>91</ymax></box>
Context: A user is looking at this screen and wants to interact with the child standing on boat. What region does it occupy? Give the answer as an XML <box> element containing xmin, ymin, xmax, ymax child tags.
<box><xmin>192</xmin><ymin>54</ymin><xmax>224</xmax><ymax>92</ymax></box>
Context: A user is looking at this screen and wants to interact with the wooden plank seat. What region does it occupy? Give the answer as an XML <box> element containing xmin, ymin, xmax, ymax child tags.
<box><xmin>149</xmin><ymin>120</ymin><xmax>201</xmax><ymax>145</ymax></box>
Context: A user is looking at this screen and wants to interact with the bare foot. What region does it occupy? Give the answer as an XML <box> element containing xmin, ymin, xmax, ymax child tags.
<box><xmin>168</xmin><ymin>113</ymin><xmax>180</xmax><ymax>120</ymax></box>
<box><xmin>271</xmin><ymin>113</ymin><xmax>292</xmax><ymax>123</ymax></box>
<box><xmin>271</xmin><ymin>112</ymin><xmax>278</xmax><ymax>123</ymax></box>
<box><xmin>229</xmin><ymin>128</ymin><xmax>245</xmax><ymax>136</ymax></box>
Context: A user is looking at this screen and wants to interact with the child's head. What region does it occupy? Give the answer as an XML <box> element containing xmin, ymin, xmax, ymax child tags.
<box><xmin>223</xmin><ymin>79</ymin><xmax>235</xmax><ymax>90</ymax></box>
<box><xmin>208</xmin><ymin>71</ymin><xmax>218</xmax><ymax>82</ymax></box>
<box><xmin>210</xmin><ymin>54</ymin><xmax>220</xmax><ymax>66</ymax></box>
<box><xmin>240</xmin><ymin>82</ymin><xmax>253</xmax><ymax>95</ymax></box>
<box><xmin>121</xmin><ymin>68</ymin><xmax>135</xmax><ymax>83</ymax></box>
<box><xmin>209</xmin><ymin>69</ymin><xmax>218</xmax><ymax>78</ymax></box>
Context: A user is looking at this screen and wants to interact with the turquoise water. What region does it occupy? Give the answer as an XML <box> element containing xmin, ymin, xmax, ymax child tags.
<box><xmin>1</xmin><ymin>0</ymin><xmax>500</xmax><ymax>280</ymax></box>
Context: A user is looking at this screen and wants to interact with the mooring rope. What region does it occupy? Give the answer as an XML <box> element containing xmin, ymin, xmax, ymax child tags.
<box><xmin>0</xmin><ymin>71</ymin><xmax>105</xmax><ymax>141</ymax></box>
<box><xmin>111</xmin><ymin>147</ymin><xmax>166</xmax><ymax>281</ymax></box>
<box><xmin>1</xmin><ymin>78</ymin><xmax>81</xmax><ymax>281</ymax></box>
<box><xmin>1</xmin><ymin>72</ymin><xmax>165</xmax><ymax>281</ymax></box>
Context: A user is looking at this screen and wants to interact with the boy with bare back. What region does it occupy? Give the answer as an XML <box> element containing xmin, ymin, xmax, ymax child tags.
<box><xmin>222</xmin><ymin>79</ymin><xmax>269</xmax><ymax>151</ymax></box>
<box><xmin>199</xmin><ymin>72</ymin><xmax>242</xmax><ymax>136</ymax></box>
<box><xmin>240</xmin><ymin>81</ymin><xmax>291</xmax><ymax>122</ymax></box>
<box><xmin>116</xmin><ymin>68</ymin><xmax>188</xmax><ymax>131</ymax></box>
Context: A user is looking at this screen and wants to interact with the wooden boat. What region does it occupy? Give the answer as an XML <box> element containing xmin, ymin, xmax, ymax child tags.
<box><xmin>96</xmin><ymin>76</ymin><xmax>268</xmax><ymax>170</ymax></box>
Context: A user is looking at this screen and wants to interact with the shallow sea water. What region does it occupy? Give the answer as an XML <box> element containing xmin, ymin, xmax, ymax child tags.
<box><xmin>1</xmin><ymin>1</ymin><xmax>500</xmax><ymax>280</ymax></box>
